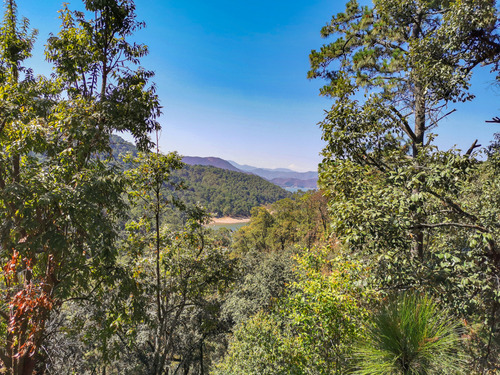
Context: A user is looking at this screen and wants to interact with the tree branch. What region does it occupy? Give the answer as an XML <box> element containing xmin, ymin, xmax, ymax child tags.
<box><xmin>427</xmin><ymin>189</ymin><xmax>480</xmax><ymax>223</ymax></box>
<box><xmin>425</xmin><ymin>109</ymin><xmax>457</xmax><ymax>131</ymax></box>
<box><xmin>0</xmin><ymin>117</ymin><xmax>6</xmax><ymax>134</ymax></box>
<box><xmin>389</xmin><ymin>106</ymin><xmax>417</xmax><ymax>142</ymax></box>
<box><xmin>410</xmin><ymin>222</ymin><xmax>489</xmax><ymax>233</ymax></box>
<box><xmin>466</xmin><ymin>139</ymin><xmax>481</xmax><ymax>156</ymax></box>
<box><xmin>486</xmin><ymin>117</ymin><xmax>500</xmax><ymax>123</ymax></box>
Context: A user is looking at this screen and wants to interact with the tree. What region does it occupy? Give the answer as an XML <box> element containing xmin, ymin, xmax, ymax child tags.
<box><xmin>0</xmin><ymin>0</ymin><xmax>159</xmax><ymax>372</ymax></box>
<box><xmin>120</xmin><ymin>210</ymin><xmax>236</xmax><ymax>374</ymax></box>
<box><xmin>233</xmin><ymin>207</ymin><xmax>275</xmax><ymax>253</ymax></box>
<box><xmin>215</xmin><ymin>247</ymin><xmax>371</xmax><ymax>375</ymax></box>
<box><xmin>232</xmin><ymin>193</ymin><xmax>330</xmax><ymax>254</ymax></box>
<box><xmin>310</xmin><ymin>0</ymin><xmax>500</xmax><ymax>370</ymax></box>
<box><xmin>212</xmin><ymin>312</ymin><xmax>294</xmax><ymax>375</ymax></box>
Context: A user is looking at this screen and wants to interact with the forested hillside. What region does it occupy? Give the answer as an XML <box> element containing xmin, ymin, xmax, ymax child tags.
<box><xmin>110</xmin><ymin>135</ymin><xmax>291</xmax><ymax>217</ymax></box>
<box><xmin>184</xmin><ymin>156</ymin><xmax>319</xmax><ymax>190</ymax></box>
<box><xmin>172</xmin><ymin>165</ymin><xmax>291</xmax><ymax>217</ymax></box>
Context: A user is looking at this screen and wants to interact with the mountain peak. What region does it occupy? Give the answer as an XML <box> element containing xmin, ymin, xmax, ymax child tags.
<box><xmin>182</xmin><ymin>156</ymin><xmax>244</xmax><ymax>173</ymax></box>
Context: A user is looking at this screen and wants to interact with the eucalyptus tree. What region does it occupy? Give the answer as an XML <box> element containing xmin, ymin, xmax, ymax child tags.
<box><xmin>310</xmin><ymin>0</ymin><xmax>500</xmax><ymax>369</ymax></box>
<box><xmin>0</xmin><ymin>0</ymin><xmax>159</xmax><ymax>373</ymax></box>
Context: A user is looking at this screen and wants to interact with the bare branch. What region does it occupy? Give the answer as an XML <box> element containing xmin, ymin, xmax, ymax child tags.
<box><xmin>486</xmin><ymin>116</ymin><xmax>500</xmax><ymax>123</ymax></box>
<box><xmin>466</xmin><ymin>139</ymin><xmax>481</xmax><ymax>156</ymax></box>
<box><xmin>389</xmin><ymin>106</ymin><xmax>417</xmax><ymax>141</ymax></box>
<box><xmin>410</xmin><ymin>222</ymin><xmax>489</xmax><ymax>233</ymax></box>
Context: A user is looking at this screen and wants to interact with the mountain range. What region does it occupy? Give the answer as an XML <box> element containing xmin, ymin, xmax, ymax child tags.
<box><xmin>109</xmin><ymin>135</ymin><xmax>318</xmax><ymax>191</ymax></box>
<box><xmin>182</xmin><ymin>157</ymin><xmax>318</xmax><ymax>190</ymax></box>
<box><xmin>109</xmin><ymin>136</ymin><xmax>292</xmax><ymax>217</ymax></box>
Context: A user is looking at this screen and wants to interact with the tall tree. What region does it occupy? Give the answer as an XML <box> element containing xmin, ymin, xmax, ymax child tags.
<box><xmin>310</xmin><ymin>0</ymin><xmax>500</xmax><ymax>370</ymax></box>
<box><xmin>0</xmin><ymin>0</ymin><xmax>159</xmax><ymax>373</ymax></box>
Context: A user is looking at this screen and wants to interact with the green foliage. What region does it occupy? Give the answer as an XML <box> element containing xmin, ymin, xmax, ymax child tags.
<box><xmin>310</xmin><ymin>0</ymin><xmax>500</xmax><ymax>371</ymax></box>
<box><xmin>45</xmin><ymin>0</ymin><xmax>159</xmax><ymax>150</ymax></box>
<box><xmin>0</xmin><ymin>0</ymin><xmax>160</xmax><ymax>372</ymax></box>
<box><xmin>215</xmin><ymin>247</ymin><xmax>371</xmax><ymax>375</ymax></box>
<box><xmin>172</xmin><ymin>164</ymin><xmax>291</xmax><ymax>218</ymax></box>
<box><xmin>355</xmin><ymin>293</ymin><xmax>465</xmax><ymax>375</ymax></box>
<box><xmin>212</xmin><ymin>312</ymin><xmax>296</xmax><ymax>375</ymax></box>
<box><xmin>281</xmin><ymin>248</ymin><xmax>371</xmax><ymax>374</ymax></box>
<box><xmin>221</xmin><ymin>249</ymin><xmax>297</xmax><ymax>326</ymax></box>
<box><xmin>309</xmin><ymin>0</ymin><xmax>499</xmax><ymax>100</ymax></box>
<box><xmin>233</xmin><ymin>191</ymin><xmax>330</xmax><ymax>253</ymax></box>
<box><xmin>120</xmin><ymin>217</ymin><xmax>236</xmax><ymax>374</ymax></box>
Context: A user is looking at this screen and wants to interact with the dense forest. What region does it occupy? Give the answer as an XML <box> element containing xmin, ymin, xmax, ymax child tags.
<box><xmin>172</xmin><ymin>165</ymin><xmax>291</xmax><ymax>217</ymax></box>
<box><xmin>2</xmin><ymin>0</ymin><xmax>500</xmax><ymax>374</ymax></box>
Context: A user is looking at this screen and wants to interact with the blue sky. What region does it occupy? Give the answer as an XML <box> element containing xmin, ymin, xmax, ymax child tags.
<box><xmin>17</xmin><ymin>0</ymin><xmax>500</xmax><ymax>171</ymax></box>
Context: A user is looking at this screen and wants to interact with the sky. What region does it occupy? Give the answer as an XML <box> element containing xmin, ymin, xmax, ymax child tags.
<box><xmin>16</xmin><ymin>0</ymin><xmax>500</xmax><ymax>172</ymax></box>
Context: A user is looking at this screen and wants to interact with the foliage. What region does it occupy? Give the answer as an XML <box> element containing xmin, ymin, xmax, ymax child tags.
<box><xmin>212</xmin><ymin>312</ymin><xmax>296</xmax><ymax>375</ymax></box>
<box><xmin>0</xmin><ymin>0</ymin><xmax>159</xmax><ymax>372</ymax></box>
<box><xmin>221</xmin><ymin>248</ymin><xmax>297</xmax><ymax>326</ymax></box>
<box><xmin>354</xmin><ymin>293</ymin><xmax>465</xmax><ymax>375</ymax></box>
<box><xmin>310</xmin><ymin>0</ymin><xmax>500</xmax><ymax>370</ymax></box>
<box><xmin>119</xmin><ymin>216</ymin><xmax>236</xmax><ymax>374</ymax></box>
<box><xmin>281</xmin><ymin>248</ymin><xmax>372</xmax><ymax>374</ymax></box>
<box><xmin>75</xmin><ymin>150</ymin><xmax>234</xmax><ymax>375</ymax></box>
<box><xmin>38</xmin><ymin>152</ymin><xmax>238</xmax><ymax>374</ymax></box>
<box><xmin>232</xmin><ymin>191</ymin><xmax>330</xmax><ymax>253</ymax></box>
<box><xmin>215</xmin><ymin>247</ymin><xmax>371</xmax><ymax>375</ymax></box>
<box><xmin>45</xmin><ymin>0</ymin><xmax>159</xmax><ymax>149</ymax></box>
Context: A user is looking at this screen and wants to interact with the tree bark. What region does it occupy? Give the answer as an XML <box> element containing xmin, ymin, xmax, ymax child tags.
<box><xmin>411</xmin><ymin>83</ymin><xmax>426</xmax><ymax>260</ymax></box>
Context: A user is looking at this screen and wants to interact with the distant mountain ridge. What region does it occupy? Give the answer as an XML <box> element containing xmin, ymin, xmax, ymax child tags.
<box><xmin>182</xmin><ymin>156</ymin><xmax>243</xmax><ymax>173</ymax></box>
<box><xmin>228</xmin><ymin>160</ymin><xmax>317</xmax><ymax>178</ymax></box>
<box><xmin>183</xmin><ymin>156</ymin><xmax>318</xmax><ymax>190</ymax></box>
<box><xmin>269</xmin><ymin>177</ymin><xmax>318</xmax><ymax>189</ymax></box>
<box><xmin>109</xmin><ymin>136</ymin><xmax>290</xmax><ymax>217</ymax></box>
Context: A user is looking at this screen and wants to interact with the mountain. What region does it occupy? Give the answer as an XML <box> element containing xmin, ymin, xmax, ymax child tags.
<box><xmin>228</xmin><ymin>160</ymin><xmax>301</xmax><ymax>174</ymax></box>
<box><xmin>186</xmin><ymin>157</ymin><xmax>319</xmax><ymax>190</ymax></box>
<box><xmin>109</xmin><ymin>137</ymin><xmax>291</xmax><ymax>217</ymax></box>
<box><xmin>244</xmin><ymin>168</ymin><xmax>317</xmax><ymax>182</ymax></box>
<box><xmin>269</xmin><ymin>177</ymin><xmax>318</xmax><ymax>189</ymax></box>
<box><xmin>182</xmin><ymin>156</ymin><xmax>244</xmax><ymax>173</ymax></box>
<box><xmin>172</xmin><ymin>165</ymin><xmax>291</xmax><ymax>217</ymax></box>
<box><xmin>109</xmin><ymin>138</ymin><xmax>319</xmax><ymax>193</ymax></box>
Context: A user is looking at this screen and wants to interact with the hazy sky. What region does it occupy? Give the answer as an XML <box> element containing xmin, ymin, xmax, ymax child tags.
<box><xmin>17</xmin><ymin>0</ymin><xmax>500</xmax><ymax>171</ymax></box>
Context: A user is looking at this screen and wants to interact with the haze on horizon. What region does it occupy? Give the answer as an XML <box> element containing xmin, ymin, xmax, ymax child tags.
<box><xmin>20</xmin><ymin>0</ymin><xmax>500</xmax><ymax>172</ymax></box>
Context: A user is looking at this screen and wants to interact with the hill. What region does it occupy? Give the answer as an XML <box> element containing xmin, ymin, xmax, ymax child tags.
<box><xmin>109</xmin><ymin>136</ymin><xmax>291</xmax><ymax>217</ymax></box>
<box><xmin>171</xmin><ymin>165</ymin><xmax>291</xmax><ymax>217</ymax></box>
<box><xmin>110</xmin><ymin>134</ymin><xmax>139</xmax><ymax>158</ymax></box>
<box><xmin>184</xmin><ymin>157</ymin><xmax>318</xmax><ymax>190</ymax></box>
<box><xmin>182</xmin><ymin>156</ymin><xmax>243</xmax><ymax>173</ymax></box>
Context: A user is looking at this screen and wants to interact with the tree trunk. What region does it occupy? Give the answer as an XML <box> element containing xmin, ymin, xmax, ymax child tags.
<box><xmin>411</xmin><ymin>84</ymin><xmax>426</xmax><ymax>260</ymax></box>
